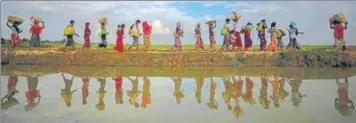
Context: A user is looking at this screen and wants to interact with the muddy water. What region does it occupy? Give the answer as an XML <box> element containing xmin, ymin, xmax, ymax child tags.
<box><xmin>1</xmin><ymin>69</ymin><xmax>356</xmax><ymax>123</ymax></box>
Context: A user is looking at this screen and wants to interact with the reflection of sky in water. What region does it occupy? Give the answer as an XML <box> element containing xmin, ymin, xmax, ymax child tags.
<box><xmin>1</xmin><ymin>73</ymin><xmax>356</xmax><ymax>123</ymax></box>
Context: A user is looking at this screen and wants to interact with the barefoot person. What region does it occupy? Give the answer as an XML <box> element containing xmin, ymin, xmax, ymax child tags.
<box><xmin>29</xmin><ymin>20</ymin><xmax>45</xmax><ymax>49</ymax></box>
<box><xmin>194</xmin><ymin>23</ymin><xmax>204</xmax><ymax>51</ymax></box>
<box><xmin>330</xmin><ymin>20</ymin><xmax>348</xmax><ymax>52</ymax></box>
<box><xmin>128</xmin><ymin>20</ymin><xmax>142</xmax><ymax>51</ymax></box>
<box><xmin>142</xmin><ymin>21</ymin><xmax>152</xmax><ymax>52</ymax></box>
<box><xmin>232</xmin><ymin>16</ymin><xmax>243</xmax><ymax>51</ymax></box>
<box><xmin>267</xmin><ymin>22</ymin><xmax>278</xmax><ymax>52</ymax></box>
<box><xmin>98</xmin><ymin>22</ymin><xmax>109</xmax><ymax>48</ymax></box>
<box><xmin>6</xmin><ymin>21</ymin><xmax>22</xmax><ymax>49</ymax></box>
<box><xmin>115</xmin><ymin>24</ymin><xmax>125</xmax><ymax>52</ymax></box>
<box><xmin>257</xmin><ymin>19</ymin><xmax>268</xmax><ymax>51</ymax></box>
<box><xmin>83</xmin><ymin>22</ymin><xmax>91</xmax><ymax>48</ymax></box>
<box><xmin>25</xmin><ymin>76</ymin><xmax>41</xmax><ymax>111</ymax></box>
<box><xmin>240</xmin><ymin>23</ymin><xmax>253</xmax><ymax>51</ymax></box>
<box><xmin>60</xmin><ymin>73</ymin><xmax>77</xmax><ymax>107</ymax></box>
<box><xmin>113</xmin><ymin>77</ymin><xmax>124</xmax><ymax>104</ymax></box>
<box><xmin>287</xmin><ymin>22</ymin><xmax>303</xmax><ymax>51</ymax></box>
<box><xmin>172</xmin><ymin>22</ymin><xmax>184</xmax><ymax>51</ymax></box>
<box><xmin>1</xmin><ymin>75</ymin><xmax>19</xmax><ymax>110</ymax></box>
<box><xmin>207</xmin><ymin>20</ymin><xmax>216</xmax><ymax>50</ymax></box>
<box><xmin>220</xmin><ymin>18</ymin><xmax>231</xmax><ymax>52</ymax></box>
<box><xmin>63</xmin><ymin>20</ymin><xmax>79</xmax><ymax>49</ymax></box>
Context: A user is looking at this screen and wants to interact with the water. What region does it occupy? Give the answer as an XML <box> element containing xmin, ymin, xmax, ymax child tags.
<box><xmin>1</xmin><ymin>68</ymin><xmax>356</xmax><ymax>123</ymax></box>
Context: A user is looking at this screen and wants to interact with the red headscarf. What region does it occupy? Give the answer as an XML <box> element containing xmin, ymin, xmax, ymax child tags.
<box><xmin>85</xmin><ymin>22</ymin><xmax>90</xmax><ymax>29</ymax></box>
<box><xmin>142</xmin><ymin>21</ymin><xmax>152</xmax><ymax>35</ymax></box>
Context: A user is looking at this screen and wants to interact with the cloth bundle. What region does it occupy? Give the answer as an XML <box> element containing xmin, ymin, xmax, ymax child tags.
<box><xmin>8</xmin><ymin>16</ymin><xmax>24</xmax><ymax>24</ymax></box>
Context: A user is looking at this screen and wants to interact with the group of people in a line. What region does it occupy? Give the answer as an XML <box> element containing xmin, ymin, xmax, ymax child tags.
<box><xmin>6</xmin><ymin>12</ymin><xmax>348</xmax><ymax>52</ymax></box>
<box><xmin>2</xmin><ymin>74</ymin><xmax>354</xmax><ymax>117</ymax></box>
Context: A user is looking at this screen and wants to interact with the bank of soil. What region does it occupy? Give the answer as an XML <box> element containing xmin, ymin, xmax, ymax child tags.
<box><xmin>2</xmin><ymin>49</ymin><xmax>356</xmax><ymax>68</ymax></box>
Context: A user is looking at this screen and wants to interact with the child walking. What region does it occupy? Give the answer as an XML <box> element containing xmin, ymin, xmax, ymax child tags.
<box><xmin>287</xmin><ymin>22</ymin><xmax>303</xmax><ymax>51</ymax></box>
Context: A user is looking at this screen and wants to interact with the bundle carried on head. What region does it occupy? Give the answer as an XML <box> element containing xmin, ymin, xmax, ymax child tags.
<box><xmin>205</xmin><ymin>20</ymin><xmax>216</xmax><ymax>24</ymax></box>
<box><xmin>98</xmin><ymin>16</ymin><xmax>108</xmax><ymax>26</ymax></box>
<box><xmin>230</xmin><ymin>12</ymin><xmax>241</xmax><ymax>22</ymax></box>
<box><xmin>8</xmin><ymin>16</ymin><xmax>24</xmax><ymax>24</ymax></box>
<box><xmin>329</xmin><ymin>13</ymin><xmax>347</xmax><ymax>24</ymax></box>
<box><xmin>30</xmin><ymin>16</ymin><xmax>43</xmax><ymax>23</ymax></box>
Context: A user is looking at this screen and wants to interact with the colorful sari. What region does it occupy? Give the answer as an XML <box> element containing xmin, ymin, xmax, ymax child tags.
<box><xmin>195</xmin><ymin>24</ymin><xmax>204</xmax><ymax>50</ymax></box>
<box><xmin>83</xmin><ymin>22</ymin><xmax>91</xmax><ymax>48</ymax></box>
<box><xmin>115</xmin><ymin>28</ymin><xmax>124</xmax><ymax>52</ymax></box>
<box><xmin>142</xmin><ymin>21</ymin><xmax>152</xmax><ymax>51</ymax></box>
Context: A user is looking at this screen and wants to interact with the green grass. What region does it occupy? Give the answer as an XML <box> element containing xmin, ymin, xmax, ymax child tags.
<box><xmin>2</xmin><ymin>42</ymin><xmax>356</xmax><ymax>51</ymax></box>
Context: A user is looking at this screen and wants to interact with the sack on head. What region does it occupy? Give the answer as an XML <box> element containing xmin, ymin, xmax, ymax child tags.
<box><xmin>8</xmin><ymin>16</ymin><xmax>24</xmax><ymax>24</ymax></box>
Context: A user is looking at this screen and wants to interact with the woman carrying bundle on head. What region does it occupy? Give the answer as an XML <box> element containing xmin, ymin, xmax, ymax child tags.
<box><xmin>206</xmin><ymin>20</ymin><xmax>216</xmax><ymax>50</ymax></box>
<box><xmin>172</xmin><ymin>22</ymin><xmax>184</xmax><ymax>51</ymax></box>
<box><xmin>194</xmin><ymin>23</ymin><xmax>204</xmax><ymax>51</ymax></box>
<box><xmin>7</xmin><ymin>16</ymin><xmax>23</xmax><ymax>49</ymax></box>
<box><xmin>29</xmin><ymin>16</ymin><xmax>45</xmax><ymax>49</ymax></box>
<box><xmin>115</xmin><ymin>24</ymin><xmax>125</xmax><ymax>52</ymax></box>
<box><xmin>231</xmin><ymin>12</ymin><xmax>243</xmax><ymax>51</ymax></box>
<box><xmin>98</xmin><ymin>17</ymin><xmax>109</xmax><ymax>48</ymax></box>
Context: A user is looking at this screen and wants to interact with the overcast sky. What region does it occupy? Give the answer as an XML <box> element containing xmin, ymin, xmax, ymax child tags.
<box><xmin>1</xmin><ymin>1</ymin><xmax>355</xmax><ymax>45</ymax></box>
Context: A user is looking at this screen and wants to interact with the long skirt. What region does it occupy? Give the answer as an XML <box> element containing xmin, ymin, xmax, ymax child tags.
<box><xmin>10</xmin><ymin>33</ymin><xmax>20</xmax><ymax>48</ymax></box>
<box><xmin>334</xmin><ymin>38</ymin><xmax>345</xmax><ymax>52</ymax></box>
<box><xmin>244</xmin><ymin>35</ymin><xmax>253</xmax><ymax>49</ymax></box>
<box><xmin>83</xmin><ymin>35</ymin><xmax>91</xmax><ymax>48</ymax></box>
<box><xmin>195</xmin><ymin>35</ymin><xmax>204</xmax><ymax>50</ymax></box>
<box><xmin>30</xmin><ymin>34</ymin><xmax>41</xmax><ymax>48</ymax></box>
<box><xmin>234</xmin><ymin>31</ymin><xmax>243</xmax><ymax>48</ymax></box>
<box><xmin>143</xmin><ymin>35</ymin><xmax>151</xmax><ymax>49</ymax></box>
<box><xmin>270</xmin><ymin>35</ymin><xmax>278</xmax><ymax>51</ymax></box>
<box><xmin>173</xmin><ymin>37</ymin><xmax>182</xmax><ymax>49</ymax></box>
<box><xmin>209</xmin><ymin>36</ymin><xmax>216</xmax><ymax>48</ymax></box>
<box><xmin>258</xmin><ymin>33</ymin><xmax>267</xmax><ymax>51</ymax></box>
<box><xmin>115</xmin><ymin>36</ymin><xmax>124</xmax><ymax>52</ymax></box>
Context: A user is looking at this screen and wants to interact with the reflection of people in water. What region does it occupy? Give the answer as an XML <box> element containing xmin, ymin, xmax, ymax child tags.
<box><xmin>1</xmin><ymin>75</ymin><xmax>19</xmax><ymax>110</ymax></box>
<box><xmin>243</xmin><ymin>77</ymin><xmax>255</xmax><ymax>105</ymax></box>
<box><xmin>141</xmin><ymin>77</ymin><xmax>151</xmax><ymax>108</ymax></box>
<box><xmin>287</xmin><ymin>77</ymin><xmax>305</xmax><ymax>107</ymax></box>
<box><xmin>96</xmin><ymin>78</ymin><xmax>107</xmax><ymax>111</ymax></box>
<box><xmin>278</xmin><ymin>77</ymin><xmax>289</xmax><ymax>103</ymax></box>
<box><xmin>195</xmin><ymin>77</ymin><xmax>204</xmax><ymax>104</ymax></box>
<box><xmin>61</xmin><ymin>73</ymin><xmax>77</xmax><ymax>107</ymax></box>
<box><xmin>232</xmin><ymin>76</ymin><xmax>243</xmax><ymax>101</ymax></box>
<box><xmin>25</xmin><ymin>76</ymin><xmax>41</xmax><ymax>111</ymax></box>
<box><xmin>232</xmin><ymin>99</ymin><xmax>244</xmax><ymax>119</ymax></box>
<box><xmin>207</xmin><ymin>78</ymin><xmax>218</xmax><ymax>110</ymax></box>
<box><xmin>335</xmin><ymin>78</ymin><xmax>354</xmax><ymax>116</ymax></box>
<box><xmin>81</xmin><ymin>77</ymin><xmax>90</xmax><ymax>105</ymax></box>
<box><xmin>113</xmin><ymin>77</ymin><xmax>124</xmax><ymax>104</ymax></box>
<box><xmin>172</xmin><ymin>77</ymin><xmax>184</xmax><ymax>105</ymax></box>
<box><xmin>222</xmin><ymin>76</ymin><xmax>233</xmax><ymax>111</ymax></box>
<box><xmin>259</xmin><ymin>75</ymin><xmax>270</xmax><ymax>109</ymax></box>
<box><xmin>269</xmin><ymin>76</ymin><xmax>280</xmax><ymax>108</ymax></box>
<box><xmin>232</xmin><ymin>76</ymin><xmax>244</xmax><ymax>119</ymax></box>
<box><xmin>127</xmin><ymin>77</ymin><xmax>140</xmax><ymax>108</ymax></box>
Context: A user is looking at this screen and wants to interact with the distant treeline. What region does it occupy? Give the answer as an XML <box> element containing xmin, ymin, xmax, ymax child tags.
<box><xmin>1</xmin><ymin>37</ymin><xmax>69</xmax><ymax>44</ymax></box>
